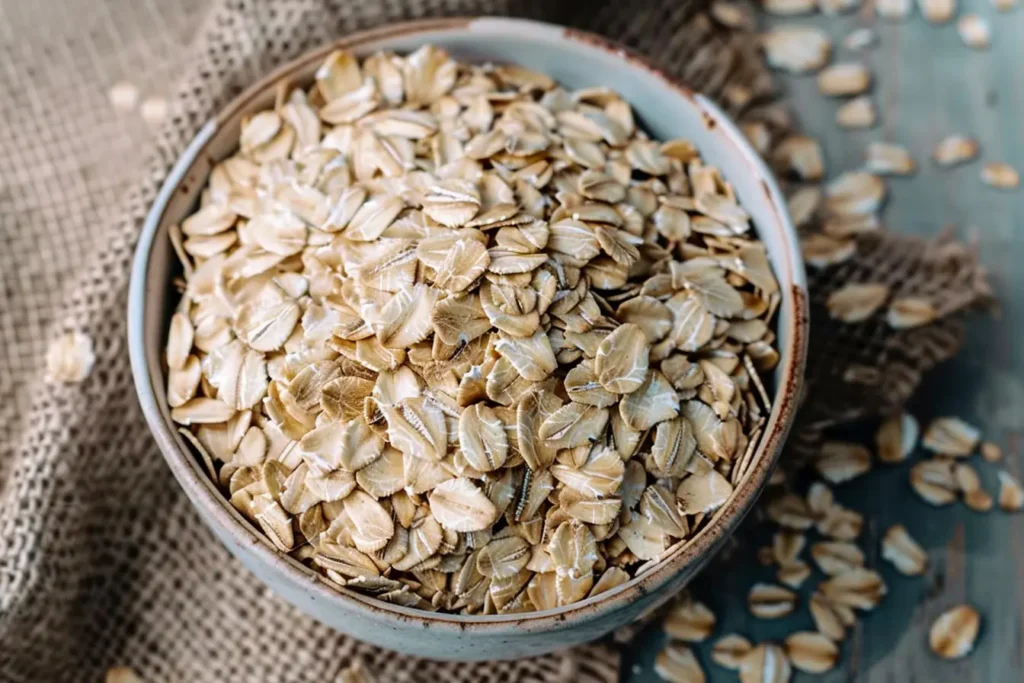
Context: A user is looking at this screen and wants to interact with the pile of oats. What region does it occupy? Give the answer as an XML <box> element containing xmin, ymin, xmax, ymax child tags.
<box><xmin>165</xmin><ymin>46</ymin><xmax>782</xmax><ymax>614</ymax></box>
<box><xmin>652</xmin><ymin>403</ymin><xmax>1018</xmax><ymax>680</ymax></box>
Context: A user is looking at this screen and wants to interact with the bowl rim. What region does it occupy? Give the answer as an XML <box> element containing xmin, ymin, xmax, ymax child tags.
<box><xmin>128</xmin><ymin>16</ymin><xmax>809</xmax><ymax>633</ymax></box>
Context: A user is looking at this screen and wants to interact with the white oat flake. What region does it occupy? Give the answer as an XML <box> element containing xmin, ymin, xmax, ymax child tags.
<box><xmin>45</xmin><ymin>331</ymin><xmax>95</xmax><ymax>384</ymax></box>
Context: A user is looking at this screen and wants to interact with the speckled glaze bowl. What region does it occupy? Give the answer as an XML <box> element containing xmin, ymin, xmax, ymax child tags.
<box><xmin>128</xmin><ymin>17</ymin><xmax>808</xmax><ymax>662</ymax></box>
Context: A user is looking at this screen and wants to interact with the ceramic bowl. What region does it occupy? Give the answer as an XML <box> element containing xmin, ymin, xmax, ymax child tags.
<box><xmin>128</xmin><ymin>16</ymin><xmax>808</xmax><ymax>661</ymax></box>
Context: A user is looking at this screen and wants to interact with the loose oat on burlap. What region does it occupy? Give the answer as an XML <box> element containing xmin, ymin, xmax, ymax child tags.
<box><xmin>0</xmin><ymin>0</ymin><xmax>991</xmax><ymax>681</ymax></box>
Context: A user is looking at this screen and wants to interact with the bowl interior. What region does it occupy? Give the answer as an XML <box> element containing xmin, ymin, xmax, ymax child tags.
<box><xmin>131</xmin><ymin>17</ymin><xmax>807</xmax><ymax>631</ymax></box>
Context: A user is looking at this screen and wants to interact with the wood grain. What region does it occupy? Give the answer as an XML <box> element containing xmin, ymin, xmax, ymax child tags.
<box><xmin>626</xmin><ymin>2</ymin><xmax>1024</xmax><ymax>680</ymax></box>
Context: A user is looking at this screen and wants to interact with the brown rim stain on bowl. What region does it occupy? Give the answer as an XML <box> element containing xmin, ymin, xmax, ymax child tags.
<box><xmin>128</xmin><ymin>16</ymin><xmax>809</xmax><ymax>659</ymax></box>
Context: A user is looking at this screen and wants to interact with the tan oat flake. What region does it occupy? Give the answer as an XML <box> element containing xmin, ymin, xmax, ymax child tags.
<box><xmin>998</xmin><ymin>471</ymin><xmax>1024</xmax><ymax>511</ymax></box>
<box><xmin>140</xmin><ymin>96</ymin><xmax>168</xmax><ymax>126</ymax></box>
<box><xmin>980</xmin><ymin>441</ymin><xmax>1003</xmax><ymax>463</ymax></box>
<box><xmin>739</xmin><ymin>643</ymin><xmax>791</xmax><ymax>683</ymax></box>
<box><xmin>655</xmin><ymin>642</ymin><xmax>706</xmax><ymax>683</ymax></box>
<box><xmin>107</xmin><ymin>81</ymin><xmax>139</xmax><ymax>113</ymax></box>
<box><xmin>162</xmin><ymin>46</ymin><xmax>781</xmax><ymax>615</ymax></box>
<box><xmin>929</xmin><ymin>604</ymin><xmax>981</xmax><ymax>659</ymax></box>
<box><xmin>810</xmin><ymin>593</ymin><xmax>847</xmax><ymax>641</ymax></box>
<box><xmin>815</xmin><ymin>441</ymin><xmax>872</xmax><ymax>484</ymax></box>
<box><xmin>748</xmin><ymin>583</ymin><xmax>797</xmax><ymax>618</ymax></box>
<box><xmin>817</xmin><ymin>63</ymin><xmax>872</xmax><ymax>97</ymax></box>
<box><xmin>762</xmin><ymin>27</ymin><xmax>832</xmax><ymax>73</ymax></box>
<box><xmin>825</xmin><ymin>171</ymin><xmax>887</xmax><ymax>217</ymax></box>
<box><xmin>784</xmin><ymin>631</ymin><xmax>839</xmax><ymax>673</ymax></box>
<box><xmin>663</xmin><ymin>596</ymin><xmax>717</xmax><ymax>642</ymax></box>
<box><xmin>843</xmin><ymin>28</ymin><xmax>876</xmax><ymax>50</ymax></box>
<box><xmin>773</xmin><ymin>135</ymin><xmax>825</xmax><ymax>181</ymax></box>
<box><xmin>933</xmin><ymin>135</ymin><xmax>979</xmax><ymax>167</ymax></box>
<box><xmin>882</xmin><ymin>524</ymin><xmax>928</xmax><ymax>575</ymax></box>
<box><xmin>45</xmin><ymin>331</ymin><xmax>96</xmax><ymax>384</ymax></box>
<box><xmin>763</xmin><ymin>0</ymin><xmax>817</xmax><ymax>13</ymax></box>
<box><xmin>105</xmin><ymin>668</ymin><xmax>144</xmax><ymax>683</ymax></box>
<box><xmin>711</xmin><ymin>634</ymin><xmax>754</xmax><ymax>670</ymax></box>
<box><xmin>922</xmin><ymin>417</ymin><xmax>980</xmax><ymax>456</ymax></box>
<box><xmin>982</xmin><ymin>162</ymin><xmax>1020</xmax><ymax>189</ymax></box>
<box><xmin>919</xmin><ymin>0</ymin><xmax>957</xmax><ymax>21</ymax></box>
<box><xmin>876</xmin><ymin>412</ymin><xmax>919</xmax><ymax>464</ymax></box>
<box><xmin>887</xmin><ymin>297</ymin><xmax>937</xmax><ymax>329</ymax></box>
<box><xmin>836</xmin><ymin>96</ymin><xmax>877</xmax><ymax>129</ymax></box>
<box><xmin>826</xmin><ymin>282</ymin><xmax>890</xmax><ymax>322</ymax></box>
<box><xmin>865</xmin><ymin>142</ymin><xmax>916</xmax><ymax>176</ymax></box>
<box><xmin>911</xmin><ymin>458</ymin><xmax>958</xmax><ymax>506</ymax></box>
<box><xmin>958</xmin><ymin>15</ymin><xmax>991</xmax><ymax>49</ymax></box>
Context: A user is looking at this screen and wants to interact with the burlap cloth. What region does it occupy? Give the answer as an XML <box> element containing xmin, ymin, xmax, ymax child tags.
<box><xmin>0</xmin><ymin>0</ymin><xmax>992</xmax><ymax>681</ymax></box>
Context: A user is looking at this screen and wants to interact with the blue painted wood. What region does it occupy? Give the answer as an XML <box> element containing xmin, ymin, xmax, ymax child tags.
<box><xmin>625</xmin><ymin>2</ymin><xmax>1024</xmax><ymax>680</ymax></box>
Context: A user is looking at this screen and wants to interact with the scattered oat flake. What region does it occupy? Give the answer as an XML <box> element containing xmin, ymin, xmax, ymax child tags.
<box><xmin>784</xmin><ymin>631</ymin><xmax>839</xmax><ymax>673</ymax></box>
<box><xmin>820</xmin><ymin>567</ymin><xmax>887</xmax><ymax>611</ymax></box>
<box><xmin>919</xmin><ymin>0</ymin><xmax>957</xmax><ymax>21</ymax></box>
<box><xmin>877</xmin><ymin>0</ymin><xmax>914</xmax><ymax>17</ymax></box>
<box><xmin>876</xmin><ymin>412</ymin><xmax>919</xmax><ymax>464</ymax></box>
<box><xmin>773</xmin><ymin>136</ymin><xmax>825</xmax><ymax>181</ymax></box>
<box><xmin>788</xmin><ymin>186</ymin><xmax>821</xmax><ymax>228</ymax></box>
<box><xmin>958</xmin><ymin>15</ymin><xmax>991</xmax><ymax>49</ymax></box>
<box><xmin>711</xmin><ymin>634</ymin><xmax>754</xmax><ymax>670</ymax></box>
<box><xmin>810</xmin><ymin>593</ymin><xmax>847</xmax><ymax>641</ymax></box>
<box><xmin>865</xmin><ymin>142</ymin><xmax>916</xmax><ymax>176</ymax></box>
<box><xmin>818</xmin><ymin>63</ymin><xmax>872</xmax><ymax>96</ymax></box>
<box><xmin>337</xmin><ymin>659</ymin><xmax>378</xmax><ymax>683</ymax></box>
<box><xmin>826</xmin><ymin>282</ymin><xmax>890</xmax><ymax>322</ymax></box>
<box><xmin>655</xmin><ymin>642</ymin><xmax>706</xmax><ymax>683</ymax></box>
<box><xmin>778</xmin><ymin>561</ymin><xmax>812</xmax><ymax>589</ymax></box>
<box><xmin>929</xmin><ymin>605</ymin><xmax>981</xmax><ymax>659</ymax></box>
<box><xmin>887</xmin><ymin>297</ymin><xmax>937</xmax><ymax>328</ymax></box>
<box><xmin>45</xmin><ymin>331</ymin><xmax>95</xmax><ymax>383</ymax></box>
<box><xmin>910</xmin><ymin>458</ymin><xmax>958</xmax><ymax>506</ymax></box>
<box><xmin>712</xmin><ymin>1</ymin><xmax>755</xmax><ymax>28</ymax></box>
<box><xmin>981</xmin><ymin>441</ymin><xmax>1003</xmax><ymax>463</ymax></box>
<box><xmin>825</xmin><ymin>171</ymin><xmax>886</xmax><ymax>217</ymax></box>
<box><xmin>954</xmin><ymin>463</ymin><xmax>994</xmax><ymax>512</ymax></box>
<box><xmin>802</xmin><ymin>234</ymin><xmax>856</xmax><ymax>269</ymax></box>
<box><xmin>763</xmin><ymin>0</ymin><xmax>817</xmax><ymax>13</ymax></box>
<box><xmin>816</xmin><ymin>441</ymin><xmax>872</xmax><ymax>484</ymax></box>
<box><xmin>811</xmin><ymin>541</ymin><xmax>865</xmax><ymax>576</ymax></box>
<box><xmin>105</xmin><ymin>668</ymin><xmax>143</xmax><ymax>683</ymax></box>
<box><xmin>140</xmin><ymin>96</ymin><xmax>169</xmax><ymax>126</ymax></box>
<box><xmin>748</xmin><ymin>583</ymin><xmax>797</xmax><ymax>618</ymax></box>
<box><xmin>992</xmin><ymin>0</ymin><xmax>1017</xmax><ymax>10</ymax></box>
<box><xmin>882</xmin><ymin>524</ymin><xmax>928</xmax><ymax>575</ymax></box>
<box><xmin>108</xmin><ymin>81</ymin><xmax>139</xmax><ymax>113</ymax></box>
<box><xmin>836</xmin><ymin>96</ymin><xmax>877</xmax><ymax>129</ymax></box>
<box><xmin>998</xmin><ymin>471</ymin><xmax>1024</xmax><ymax>511</ymax></box>
<box><xmin>982</xmin><ymin>162</ymin><xmax>1020</xmax><ymax>189</ymax></box>
<box><xmin>932</xmin><ymin>135</ymin><xmax>979</xmax><ymax>167</ymax></box>
<box><xmin>843</xmin><ymin>28</ymin><xmax>876</xmax><ymax>50</ymax></box>
<box><xmin>922</xmin><ymin>417</ymin><xmax>980</xmax><ymax>457</ymax></box>
<box><xmin>664</xmin><ymin>597</ymin><xmax>717</xmax><ymax>642</ymax></box>
<box><xmin>739</xmin><ymin>643</ymin><xmax>791</xmax><ymax>683</ymax></box>
<box><xmin>762</xmin><ymin>27</ymin><xmax>833</xmax><ymax>73</ymax></box>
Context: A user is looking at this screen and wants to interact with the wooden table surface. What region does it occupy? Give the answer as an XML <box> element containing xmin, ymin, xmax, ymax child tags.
<box><xmin>626</xmin><ymin>3</ymin><xmax>1024</xmax><ymax>681</ymax></box>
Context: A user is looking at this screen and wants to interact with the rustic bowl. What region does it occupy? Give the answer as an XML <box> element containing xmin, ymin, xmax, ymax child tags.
<box><xmin>128</xmin><ymin>16</ymin><xmax>808</xmax><ymax>662</ymax></box>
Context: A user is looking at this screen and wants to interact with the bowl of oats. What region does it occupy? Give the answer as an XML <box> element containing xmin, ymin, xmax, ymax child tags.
<box><xmin>128</xmin><ymin>17</ymin><xmax>808</xmax><ymax>660</ymax></box>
